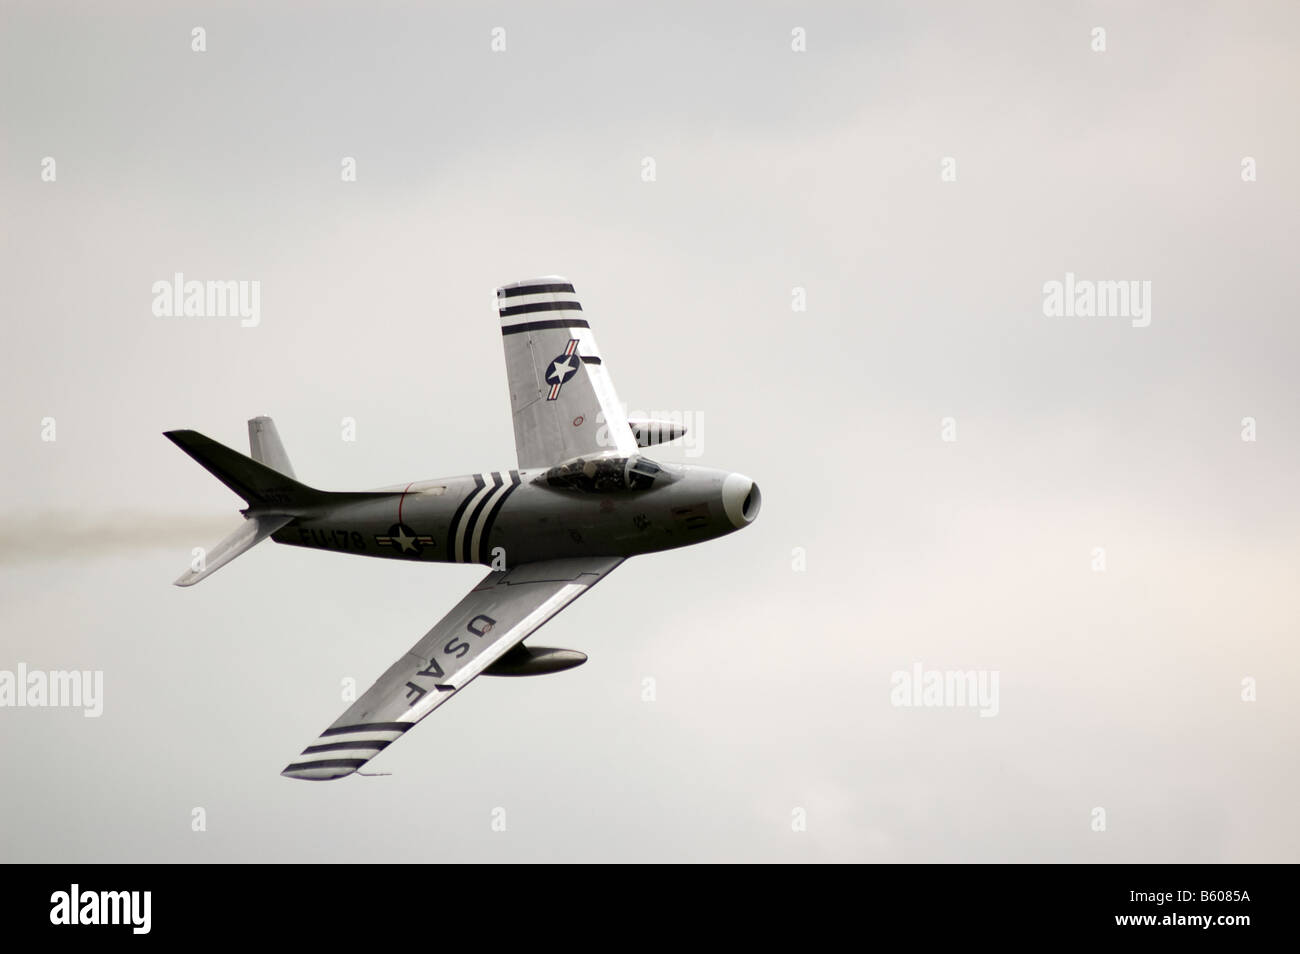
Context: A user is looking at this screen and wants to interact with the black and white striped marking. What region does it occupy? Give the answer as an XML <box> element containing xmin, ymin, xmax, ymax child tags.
<box><xmin>281</xmin><ymin>722</ymin><xmax>413</xmax><ymax>780</ymax></box>
<box><xmin>446</xmin><ymin>471</ymin><xmax>522</xmax><ymax>564</ymax></box>
<box><xmin>497</xmin><ymin>279</ymin><xmax>586</xmax><ymax>335</ymax></box>
<box><xmin>498</xmin><ymin>299</ymin><xmax>584</xmax><ymax>318</ymax></box>
<box><xmin>498</xmin><ymin>281</ymin><xmax>574</xmax><ymax>298</ymax></box>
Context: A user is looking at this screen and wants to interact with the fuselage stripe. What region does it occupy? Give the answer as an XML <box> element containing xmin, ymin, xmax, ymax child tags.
<box><xmin>468</xmin><ymin>479</ymin><xmax>512</xmax><ymax>564</ymax></box>
<box><xmin>474</xmin><ymin>470</ymin><xmax>521</xmax><ymax>564</ymax></box>
<box><xmin>446</xmin><ymin>473</ymin><xmax>486</xmax><ymax>560</ymax></box>
<box><xmin>460</xmin><ymin>472</ymin><xmax>503</xmax><ymax>562</ymax></box>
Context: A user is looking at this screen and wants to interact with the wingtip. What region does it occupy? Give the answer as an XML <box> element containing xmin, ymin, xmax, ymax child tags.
<box><xmin>496</xmin><ymin>275</ymin><xmax>573</xmax><ymax>294</ymax></box>
<box><xmin>280</xmin><ymin>764</ymin><xmax>358</xmax><ymax>782</ymax></box>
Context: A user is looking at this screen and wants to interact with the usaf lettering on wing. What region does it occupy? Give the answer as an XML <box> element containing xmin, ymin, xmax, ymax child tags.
<box><xmin>403</xmin><ymin>614</ymin><xmax>497</xmax><ymax>703</ymax></box>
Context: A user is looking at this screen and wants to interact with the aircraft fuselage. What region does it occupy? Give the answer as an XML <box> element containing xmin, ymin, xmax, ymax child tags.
<box><xmin>269</xmin><ymin>462</ymin><xmax>760</xmax><ymax>567</ymax></box>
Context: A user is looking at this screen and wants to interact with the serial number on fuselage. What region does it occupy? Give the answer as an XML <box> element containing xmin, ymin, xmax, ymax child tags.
<box><xmin>295</xmin><ymin>527</ymin><xmax>367</xmax><ymax>552</ymax></box>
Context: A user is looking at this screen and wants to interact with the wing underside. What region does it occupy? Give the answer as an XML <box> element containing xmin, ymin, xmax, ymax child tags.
<box><xmin>281</xmin><ymin>556</ymin><xmax>623</xmax><ymax>780</ymax></box>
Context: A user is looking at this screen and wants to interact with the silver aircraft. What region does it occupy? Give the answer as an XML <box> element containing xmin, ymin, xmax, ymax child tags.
<box><xmin>166</xmin><ymin>276</ymin><xmax>761</xmax><ymax>780</ymax></box>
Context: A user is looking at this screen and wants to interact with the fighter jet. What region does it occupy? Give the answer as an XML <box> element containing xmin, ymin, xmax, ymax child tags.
<box><xmin>165</xmin><ymin>277</ymin><xmax>761</xmax><ymax>780</ymax></box>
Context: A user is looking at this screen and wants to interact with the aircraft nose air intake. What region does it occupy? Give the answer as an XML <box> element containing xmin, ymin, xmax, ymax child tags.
<box><xmin>721</xmin><ymin>473</ymin><xmax>762</xmax><ymax>528</ymax></box>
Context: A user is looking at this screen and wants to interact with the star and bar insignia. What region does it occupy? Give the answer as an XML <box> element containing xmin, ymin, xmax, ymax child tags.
<box><xmin>544</xmin><ymin>339</ymin><xmax>581</xmax><ymax>401</ymax></box>
<box><xmin>375</xmin><ymin>523</ymin><xmax>435</xmax><ymax>555</ymax></box>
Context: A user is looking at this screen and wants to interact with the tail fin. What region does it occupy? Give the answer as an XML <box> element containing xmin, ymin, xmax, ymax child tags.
<box><xmin>247</xmin><ymin>415</ymin><xmax>295</xmax><ymax>478</ymax></box>
<box><xmin>166</xmin><ymin>418</ymin><xmax>401</xmax><ymax>586</ymax></box>
<box><xmin>166</xmin><ymin>417</ymin><xmax>318</xmax><ymax>586</ymax></box>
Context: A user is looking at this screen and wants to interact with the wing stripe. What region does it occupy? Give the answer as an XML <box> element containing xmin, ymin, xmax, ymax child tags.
<box><xmin>292</xmin><ymin>748</ymin><xmax>386</xmax><ymax>764</ymax></box>
<box><xmin>302</xmin><ymin>740</ymin><xmax>391</xmax><ymax>754</ymax></box>
<box><xmin>500</xmin><ymin>318</ymin><xmax>591</xmax><ymax>336</ymax></box>
<box><xmin>473</xmin><ymin>470</ymin><xmax>521</xmax><ymax>564</ymax></box>
<box><xmin>498</xmin><ymin>282</ymin><xmax>574</xmax><ymax>298</ymax></box>
<box><xmin>282</xmin><ymin>557</ymin><xmax>624</xmax><ymax>781</ymax></box>
<box><xmin>282</xmin><ymin>764</ymin><xmax>369</xmax><ymax>779</ymax></box>
<box><xmin>320</xmin><ymin>722</ymin><xmax>413</xmax><ymax>737</ymax></box>
<box><xmin>458</xmin><ymin>473</ymin><xmax>502</xmax><ymax>562</ymax></box>
<box><xmin>498</xmin><ymin>300</ymin><xmax>584</xmax><ymax>318</ymax></box>
<box><xmin>305</xmin><ymin>731</ymin><xmax>404</xmax><ymax>746</ymax></box>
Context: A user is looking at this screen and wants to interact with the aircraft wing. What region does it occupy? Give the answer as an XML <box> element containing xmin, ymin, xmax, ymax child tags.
<box><xmin>281</xmin><ymin>556</ymin><xmax>623</xmax><ymax>780</ymax></box>
<box><xmin>498</xmin><ymin>276</ymin><xmax>640</xmax><ymax>470</ymax></box>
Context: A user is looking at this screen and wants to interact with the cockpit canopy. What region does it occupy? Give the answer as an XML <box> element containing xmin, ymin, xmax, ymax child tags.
<box><xmin>541</xmin><ymin>454</ymin><xmax>680</xmax><ymax>493</ymax></box>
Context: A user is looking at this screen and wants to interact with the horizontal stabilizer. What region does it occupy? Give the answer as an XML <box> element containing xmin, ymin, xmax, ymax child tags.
<box><xmin>174</xmin><ymin>513</ymin><xmax>293</xmax><ymax>586</ymax></box>
<box><xmin>165</xmin><ymin>429</ymin><xmax>321</xmax><ymax>510</ymax></box>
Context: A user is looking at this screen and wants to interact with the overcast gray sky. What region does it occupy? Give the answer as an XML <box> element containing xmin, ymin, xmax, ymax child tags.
<box><xmin>2</xmin><ymin>0</ymin><xmax>1297</xmax><ymax>862</ymax></box>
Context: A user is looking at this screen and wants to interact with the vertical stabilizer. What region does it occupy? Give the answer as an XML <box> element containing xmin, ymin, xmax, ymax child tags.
<box><xmin>248</xmin><ymin>416</ymin><xmax>295</xmax><ymax>478</ymax></box>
